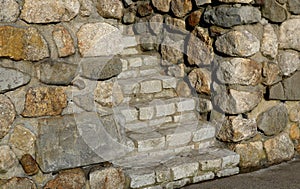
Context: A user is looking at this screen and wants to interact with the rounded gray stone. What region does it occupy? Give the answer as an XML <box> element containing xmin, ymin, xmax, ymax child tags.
<box><xmin>0</xmin><ymin>0</ymin><xmax>19</xmax><ymax>22</ymax></box>
<box><xmin>0</xmin><ymin>94</ymin><xmax>16</xmax><ymax>139</ymax></box>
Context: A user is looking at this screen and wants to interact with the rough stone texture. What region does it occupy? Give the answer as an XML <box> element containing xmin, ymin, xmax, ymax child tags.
<box><xmin>257</xmin><ymin>104</ymin><xmax>288</xmax><ymax>136</ymax></box>
<box><xmin>217</xmin><ymin>115</ymin><xmax>257</xmax><ymax>142</ymax></box>
<box><xmin>149</xmin><ymin>14</ymin><xmax>164</xmax><ymax>35</ymax></box>
<box><xmin>264</xmin><ymin>133</ymin><xmax>294</xmax><ymax>164</ymax></box>
<box><xmin>79</xmin><ymin>0</ymin><xmax>94</xmax><ymax>16</ymax></box>
<box><xmin>187</xmin><ymin>10</ymin><xmax>202</xmax><ymax>28</ymax></box>
<box><xmin>195</xmin><ymin>0</ymin><xmax>211</xmax><ymax>6</ymax></box>
<box><xmin>215</xmin><ymin>30</ymin><xmax>260</xmax><ymax>57</ymax></box>
<box><xmin>290</xmin><ymin>124</ymin><xmax>300</xmax><ymax>140</ymax></box>
<box><xmin>0</xmin><ymin>177</ymin><xmax>37</xmax><ymax>189</ymax></box>
<box><xmin>277</xmin><ymin>50</ymin><xmax>300</xmax><ymax>76</ymax></box>
<box><xmin>20</xmin><ymin>154</ymin><xmax>39</xmax><ymax>176</ymax></box>
<box><xmin>161</xmin><ymin>35</ymin><xmax>184</xmax><ymax>65</ymax></box>
<box><xmin>77</xmin><ymin>23</ymin><xmax>123</xmax><ymax>57</ymax></box>
<box><xmin>36</xmin><ymin>62</ymin><xmax>77</xmax><ymax>85</ymax></box>
<box><xmin>165</xmin><ymin>16</ymin><xmax>186</xmax><ymax>32</ymax></box>
<box><xmin>22</xmin><ymin>87</ymin><xmax>67</xmax><ymax>117</ymax></box>
<box><xmin>0</xmin><ymin>67</ymin><xmax>30</xmax><ymax>93</ymax></box>
<box><xmin>140</xmin><ymin>80</ymin><xmax>162</xmax><ymax>94</ymax></box>
<box><xmin>0</xmin><ymin>0</ymin><xmax>19</xmax><ymax>22</ymax></box>
<box><xmin>80</xmin><ymin>57</ymin><xmax>122</xmax><ymax>80</ymax></box>
<box><xmin>188</xmin><ymin>68</ymin><xmax>211</xmax><ymax>95</ymax></box>
<box><xmin>262</xmin><ymin>0</ymin><xmax>287</xmax><ymax>23</ymax></box>
<box><xmin>286</xmin><ymin>102</ymin><xmax>300</xmax><ymax>122</ymax></box>
<box><xmin>127</xmin><ymin>169</ymin><xmax>156</xmax><ymax>188</ymax></box>
<box><xmin>170</xmin><ymin>0</ymin><xmax>193</xmax><ymax>18</ymax></box>
<box><xmin>137</xmin><ymin>2</ymin><xmax>153</xmax><ymax>17</ymax></box>
<box><xmin>44</xmin><ymin>168</ymin><xmax>86</xmax><ymax>189</ymax></box>
<box><xmin>9</xmin><ymin>125</ymin><xmax>36</xmax><ymax>159</ymax></box>
<box><xmin>0</xmin><ymin>145</ymin><xmax>17</xmax><ymax>173</ymax></box>
<box><xmin>52</xmin><ymin>26</ymin><xmax>75</xmax><ymax>57</ymax></box>
<box><xmin>36</xmin><ymin>112</ymin><xmax>127</xmax><ymax>172</ymax></box>
<box><xmin>218</xmin><ymin>0</ymin><xmax>252</xmax><ymax>2</ymax></box>
<box><xmin>262</xmin><ymin>62</ymin><xmax>282</xmax><ymax>86</ymax></box>
<box><xmin>187</xmin><ymin>27</ymin><xmax>214</xmax><ymax>66</ymax></box>
<box><xmin>94</xmin><ymin>79</ymin><xmax>124</xmax><ymax>107</ymax></box>
<box><xmin>261</xmin><ymin>24</ymin><xmax>278</xmax><ymax>59</ymax></box>
<box><xmin>96</xmin><ymin>0</ymin><xmax>123</xmax><ymax>19</ymax></box>
<box><xmin>235</xmin><ymin>141</ymin><xmax>266</xmax><ymax>168</ymax></box>
<box><xmin>213</xmin><ymin>86</ymin><xmax>263</xmax><ymax>114</ymax></box>
<box><xmin>0</xmin><ymin>26</ymin><xmax>49</xmax><ymax>61</ymax></box>
<box><xmin>152</xmin><ymin>0</ymin><xmax>171</xmax><ymax>12</ymax></box>
<box><xmin>216</xmin><ymin>58</ymin><xmax>261</xmax><ymax>86</ymax></box>
<box><xmin>0</xmin><ymin>94</ymin><xmax>15</xmax><ymax>139</ymax></box>
<box><xmin>203</xmin><ymin>5</ymin><xmax>261</xmax><ymax>28</ymax></box>
<box><xmin>269</xmin><ymin>71</ymin><xmax>300</xmax><ymax>100</ymax></box>
<box><xmin>288</xmin><ymin>0</ymin><xmax>300</xmax><ymax>14</ymax></box>
<box><xmin>21</xmin><ymin>0</ymin><xmax>80</xmax><ymax>23</ymax></box>
<box><xmin>279</xmin><ymin>19</ymin><xmax>300</xmax><ymax>51</ymax></box>
<box><xmin>89</xmin><ymin>167</ymin><xmax>125</xmax><ymax>189</ymax></box>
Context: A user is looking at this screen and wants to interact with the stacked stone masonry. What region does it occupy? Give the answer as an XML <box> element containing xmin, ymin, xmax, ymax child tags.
<box><xmin>0</xmin><ymin>0</ymin><xmax>300</xmax><ymax>188</ymax></box>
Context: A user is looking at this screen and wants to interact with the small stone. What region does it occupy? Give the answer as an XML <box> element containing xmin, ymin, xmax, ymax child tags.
<box><xmin>0</xmin><ymin>26</ymin><xmax>49</xmax><ymax>61</ymax></box>
<box><xmin>176</xmin><ymin>80</ymin><xmax>191</xmax><ymax>97</ymax></box>
<box><xmin>149</xmin><ymin>14</ymin><xmax>164</xmax><ymax>35</ymax></box>
<box><xmin>36</xmin><ymin>62</ymin><xmax>77</xmax><ymax>85</ymax></box>
<box><xmin>79</xmin><ymin>0</ymin><xmax>94</xmax><ymax>16</ymax></box>
<box><xmin>137</xmin><ymin>2</ymin><xmax>153</xmax><ymax>17</ymax></box>
<box><xmin>264</xmin><ymin>133</ymin><xmax>294</xmax><ymax>164</ymax></box>
<box><xmin>187</xmin><ymin>27</ymin><xmax>213</xmax><ymax>66</ymax></box>
<box><xmin>165</xmin><ymin>16</ymin><xmax>186</xmax><ymax>32</ymax></box>
<box><xmin>216</xmin><ymin>58</ymin><xmax>261</xmax><ymax>86</ymax></box>
<box><xmin>290</xmin><ymin>124</ymin><xmax>300</xmax><ymax>140</ymax></box>
<box><xmin>89</xmin><ymin>167</ymin><xmax>125</xmax><ymax>189</ymax></box>
<box><xmin>44</xmin><ymin>168</ymin><xmax>86</xmax><ymax>189</ymax></box>
<box><xmin>0</xmin><ymin>177</ymin><xmax>37</xmax><ymax>189</ymax></box>
<box><xmin>80</xmin><ymin>57</ymin><xmax>122</xmax><ymax>80</ymax></box>
<box><xmin>269</xmin><ymin>71</ymin><xmax>300</xmax><ymax>100</ymax></box>
<box><xmin>235</xmin><ymin>141</ymin><xmax>266</xmax><ymax>169</ymax></box>
<box><xmin>152</xmin><ymin>0</ymin><xmax>171</xmax><ymax>12</ymax></box>
<box><xmin>288</xmin><ymin>0</ymin><xmax>300</xmax><ymax>14</ymax></box>
<box><xmin>96</xmin><ymin>0</ymin><xmax>123</xmax><ymax>19</ymax></box>
<box><xmin>261</xmin><ymin>24</ymin><xmax>278</xmax><ymax>59</ymax></box>
<box><xmin>127</xmin><ymin>168</ymin><xmax>156</xmax><ymax>188</ymax></box>
<box><xmin>262</xmin><ymin>62</ymin><xmax>282</xmax><ymax>86</ymax></box>
<box><xmin>171</xmin><ymin>0</ymin><xmax>193</xmax><ymax>18</ymax></box>
<box><xmin>277</xmin><ymin>50</ymin><xmax>300</xmax><ymax>76</ymax></box>
<box><xmin>22</xmin><ymin>87</ymin><xmax>67</xmax><ymax>117</ymax></box>
<box><xmin>165</xmin><ymin>158</ymin><xmax>198</xmax><ymax>180</ymax></box>
<box><xmin>216</xmin><ymin>167</ymin><xmax>239</xmax><ymax>177</ymax></box>
<box><xmin>262</xmin><ymin>0</ymin><xmax>287</xmax><ymax>23</ymax></box>
<box><xmin>217</xmin><ymin>115</ymin><xmax>257</xmax><ymax>142</ymax></box>
<box><xmin>161</xmin><ymin>35</ymin><xmax>184</xmax><ymax>65</ymax></box>
<box><xmin>53</xmin><ymin>26</ymin><xmax>75</xmax><ymax>57</ymax></box>
<box><xmin>0</xmin><ymin>95</ymin><xmax>15</xmax><ymax>139</ymax></box>
<box><xmin>21</xmin><ymin>0</ymin><xmax>80</xmax><ymax>23</ymax></box>
<box><xmin>203</xmin><ymin>5</ymin><xmax>261</xmax><ymax>28</ymax></box>
<box><xmin>0</xmin><ymin>145</ymin><xmax>17</xmax><ymax>173</ymax></box>
<box><xmin>0</xmin><ymin>67</ymin><xmax>30</xmax><ymax>93</ymax></box>
<box><xmin>123</xmin><ymin>10</ymin><xmax>136</xmax><ymax>24</ymax></box>
<box><xmin>213</xmin><ymin>86</ymin><xmax>263</xmax><ymax>114</ymax></box>
<box><xmin>0</xmin><ymin>0</ymin><xmax>19</xmax><ymax>22</ymax></box>
<box><xmin>20</xmin><ymin>154</ymin><xmax>39</xmax><ymax>176</ymax></box>
<box><xmin>215</xmin><ymin>30</ymin><xmax>260</xmax><ymax>57</ymax></box>
<box><xmin>279</xmin><ymin>19</ymin><xmax>300</xmax><ymax>51</ymax></box>
<box><xmin>94</xmin><ymin>79</ymin><xmax>124</xmax><ymax>107</ymax></box>
<box><xmin>187</xmin><ymin>10</ymin><xmax>202</xmax><ymax>28</ymax></box>
<box><xmin>257</xmin><ymin>104</ymin><xmax>288</xmax><ymax>136</ymax></box>
<box><xmin>77</xmin><ymin>22</ymin><xmax>123</xmax><ymax>57</ymax></box>
<box><xmin>194</xmin><ymin>0</ymin><xmax>211</xmax><ymax>6</ymax></box>
<box><xmin>188</xmin><ymin>68</ymin><xmax>211</xmax><ymax>95</ymax></box>
<box><xmin>9</xmin><ymin>125</ymin><xmax>36</xmax><ymax>158</ymax></box>
<box><xmin>218</xmin><ymin>0</ymin><xmax>252</xmax><ymax>2</ymax></box>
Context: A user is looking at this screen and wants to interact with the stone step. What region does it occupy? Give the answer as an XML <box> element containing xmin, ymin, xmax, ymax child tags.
<box><xmin>115</xmin><ymin>148</ymin><xmax>240</xmax><ymax>189</ymax></box>
<box><xmin>114</xmin><ymin>97</ymin><xmax>198</xmax><ymax>125</ymax></box>
<box><xmin>118</xmin><ymin>54</ymin><xmax>162</xmax><ymax>79</ymax></box>
<box><xmin>118</xmin><ymin>121</ymin><xmax>216</xmax><ymax>154</ymax></box>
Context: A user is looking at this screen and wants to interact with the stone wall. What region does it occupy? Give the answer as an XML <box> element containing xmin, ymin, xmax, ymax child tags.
<box><xmin>0</xmin><ymin>0</ymin><xmax>300</xmax><ymax>188</ymax></box>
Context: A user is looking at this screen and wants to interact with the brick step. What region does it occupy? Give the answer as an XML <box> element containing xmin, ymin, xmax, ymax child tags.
<box><xmin>117</xmin><ymin>75</ymin><xmax>179</xmax><ymax>97</ymax></box>
<box><xmin>115</xmin><ymin>121</ymin><xmax>216</xmax><ymax>155</ymax></box>
<box><xmin>118</xmin><ymin>54</ymin><xmax>162</xmax><ymax>79</ymax></box>
<box><xmin>114</xmin><ymin>97</ymin><xmax>198</xmax><ymax>126</ymax></box>
<box><xmin>113</xmin><ymin>148</ymin><xmax>240</xmax><ymax>189</ymax></box>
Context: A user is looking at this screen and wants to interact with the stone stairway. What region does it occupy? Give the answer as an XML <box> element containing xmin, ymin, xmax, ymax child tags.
<box><xmin>107</xmin><ymin>53</ymin><xmax>240</xmax><ymax>188</ymax></box>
